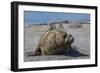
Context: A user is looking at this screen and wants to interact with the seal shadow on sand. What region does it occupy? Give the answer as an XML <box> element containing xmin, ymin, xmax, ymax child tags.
<box><xmin>26</xmin><ymin>46</ymin><xmax>88</xmax><ymax>57</ymax></box>
<box><xmin>64</xmin><ymin>47</ymin><xmax>88</xmax><ymax>57</ymax></box>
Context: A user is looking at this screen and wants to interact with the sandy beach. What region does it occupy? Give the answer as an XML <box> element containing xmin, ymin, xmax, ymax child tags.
<box><xmin>24</xmin><ymin>23</ymin><xmax>90</xmax><ymax>62</ymax></box>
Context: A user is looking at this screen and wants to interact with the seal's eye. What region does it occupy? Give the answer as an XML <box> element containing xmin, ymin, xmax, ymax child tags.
<box><xmin>63</xmin><ymin>34</ymin><xmax>66</xmax><ymax>39</ymax></box>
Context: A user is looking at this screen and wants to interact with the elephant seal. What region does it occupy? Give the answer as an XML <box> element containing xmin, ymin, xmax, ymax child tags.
<box><xmin>34</xmin><ymin>23</ymin><xmax>74</xmax><ymax>56</ymax></box>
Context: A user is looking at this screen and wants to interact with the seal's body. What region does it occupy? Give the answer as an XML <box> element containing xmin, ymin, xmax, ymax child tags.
<box><xmin>34</xmin><ymin>23</ymin><xmax>74</xmax><ymax>55</ymax></box>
